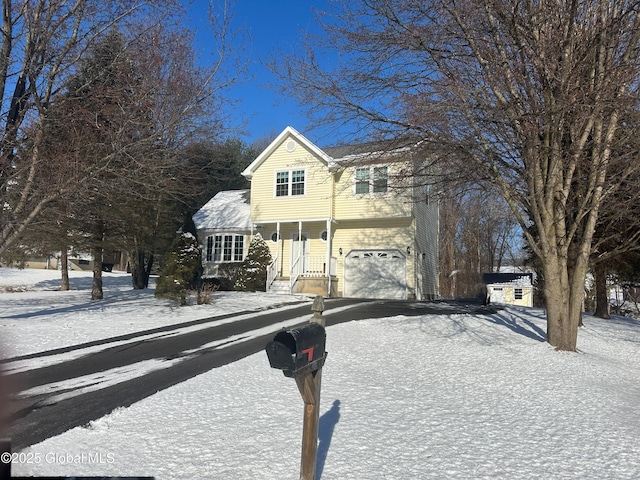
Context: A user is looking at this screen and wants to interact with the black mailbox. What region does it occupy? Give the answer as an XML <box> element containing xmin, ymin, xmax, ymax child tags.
<box><xmin>266</xmin><ymin>323</ymin><xmax>327</xmax><ymax>377</ymax></box>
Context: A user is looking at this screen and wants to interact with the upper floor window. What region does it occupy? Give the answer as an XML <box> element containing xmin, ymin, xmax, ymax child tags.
<box><xmin>355</xmin><ymin>166</ymin><xmax>388</xmax><ymax>194</ymax></box>
<box><xmin>275</xmin><ymin>169</ymin><xmax>306</xmax><ymax>197</ymax></box>
<box><xmin>206</xmin><ymin>234</ymin><xmax>244</xmax><ymax>262</ymax></box>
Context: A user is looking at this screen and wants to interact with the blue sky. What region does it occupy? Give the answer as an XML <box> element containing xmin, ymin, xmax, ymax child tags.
<box><xmin>187</xmin><ymin>0</ymin><xmax>329</xmax><ymax>145</ymax></box>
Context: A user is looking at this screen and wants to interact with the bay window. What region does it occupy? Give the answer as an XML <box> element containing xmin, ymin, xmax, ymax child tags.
<box><xmin>206</xmin><ymin>234</ymin><xmax>244</xmax><ymax>262</ymax></box>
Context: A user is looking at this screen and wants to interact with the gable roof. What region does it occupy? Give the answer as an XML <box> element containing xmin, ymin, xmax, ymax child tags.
<box><xmin>242</xmin><ymin>126</ymin><xmax>426</xmax><ymax>181</ymax></box>
<box><xmin>483</xmin><ymin>272</ymin><xmax>533</xmax><ymax>287</ymax></box>
<box><xmin>241</xmin><ymin>126</ymin><xmax>336</xmax><ymax>179</ymax></box>
<box><xmin>324</xmin><ymin>138</ymin><xmax>411</xmax><ymax>162</ymax></box>
<box><xmin>193</xmin><ymin>190</ymin><xmax>252</xmax><ymax>231</ymax></box>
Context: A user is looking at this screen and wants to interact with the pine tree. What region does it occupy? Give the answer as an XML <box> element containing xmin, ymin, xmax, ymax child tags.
<box><xmin>155</xmin><ymin>232</ymin><xmax>201</xmax><ymax>305</ymax></box>
<box><xmin>234</xmin><ymin>234</ymin><xmax>272</xmax><ymax>292</ymax></box>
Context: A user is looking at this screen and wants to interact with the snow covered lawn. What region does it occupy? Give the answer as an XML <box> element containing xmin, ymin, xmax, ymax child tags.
<box><xmin>1</xmin><ymin>268</ymin><xmax>639</xmax><ymax>479</ymax></box>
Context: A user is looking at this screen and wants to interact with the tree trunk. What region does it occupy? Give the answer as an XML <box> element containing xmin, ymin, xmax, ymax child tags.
<box><xmin>545</xmin><ymin>291</ymin><xmax>581</xmax><ymax>351</ymax></box>
<box><xmin>146</xmin><ymin>253</ymin><xmax>154</xmax><ymax>285</ymax></box>
<box><xmin>543</xmin><ymin>254</ymin><xmax>585</xmax><ymax>352</ymax></box>
<box><xmin>91</xmin><ymin>246</ymin><xmax>104</xmax><ymax>300</ymax></box>
<box><xmin>131</xmin><ymin>250</ymin><xmax>152</xmax><ymax>289</ymax></box>
<box><xmin>545</xmin><ymin>280</ymin><xmax>569</xmax><ymax>350</ymax></box>
<box><xmin>593</xmin><ymin>262</ymin><xmax>610</xmax><ymax>319</ymax></box>
<box><xmin>543</xmin><ymin>233</ymin><xmax>594</xmax><ymax>350</ymax></box>
<box><xmin>60</xmin><ymin>249</ymin><xmax>69</xmax><ymax>291</ymax></box>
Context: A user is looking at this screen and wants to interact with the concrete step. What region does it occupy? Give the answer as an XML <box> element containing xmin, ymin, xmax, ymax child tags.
<box><xmin>268</xmin><ymin>280</ymin><xmax>291</xmax><ymax>295</ymax></box>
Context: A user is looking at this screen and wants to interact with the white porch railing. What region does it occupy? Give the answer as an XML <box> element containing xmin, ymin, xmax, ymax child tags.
<box><xmin>266</xmin><ymin>255</ymin><xmax>278</xmax><ymax>290</ymax></box>
<box><xmin>290</xmin><ymin>255</ymin><xmax>337</xmax><ymax>289</ymax></box>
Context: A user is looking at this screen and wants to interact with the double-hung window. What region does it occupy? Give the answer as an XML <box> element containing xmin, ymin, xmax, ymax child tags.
<box><xmin>206</xmin><ymin>234</ymin><xmax>244</xmax><ymax>262</ymax></box>
<box><xmin>355</xmin><ymin>165</ymin><xmax>389</xmax><ymax>194</ymax></box>
<box><xmin>355</xmin><ymin>168</ymin><xmax>370</xmax><ymax>194</ymax></box>
<box><xmin>275</xmin><ymin>169</ymin><xmax>306</xmax><ymax>197</ymax></box>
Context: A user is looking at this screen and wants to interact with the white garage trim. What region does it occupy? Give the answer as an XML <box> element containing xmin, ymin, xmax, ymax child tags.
<box><xmin>344</xmin><ymin>249</ymin><xmax>407</xmax><ymax>300</ymax></box>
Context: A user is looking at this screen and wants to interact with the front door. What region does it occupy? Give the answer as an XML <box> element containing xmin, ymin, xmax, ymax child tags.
<box><xmin>291</xmin><ymin>232</ymin><xmax>309</xmax><ymax>277</ymax></box>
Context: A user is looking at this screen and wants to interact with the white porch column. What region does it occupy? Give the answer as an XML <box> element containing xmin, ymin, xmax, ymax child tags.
<box><xmin>326</xmin><ymin>218</ymin><xmax>332</xmax><ymax>297</ymax></box>
<box><xmin>276</xmin><ymin>221</ymin><xmax>281</xmax><ymax>277</ymax></box>
<box><xmin>298</xmin><ymin>220</ymin><xmax>303</xmax><ymax>267</ymax></box>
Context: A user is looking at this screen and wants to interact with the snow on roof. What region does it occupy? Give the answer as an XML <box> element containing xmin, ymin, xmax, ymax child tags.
<box><xmin>192</xmin><ymin>190</ymin><xmax>252</xmax><ymax>231</ymax></box>
<box><xmin>483</xmin><ymin>272</ymin><xmax>533</xmax><ymax>287</ymax></box>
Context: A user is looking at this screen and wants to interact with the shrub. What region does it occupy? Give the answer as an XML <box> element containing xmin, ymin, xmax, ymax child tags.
<box><xmin>197</xmin><ymin>282</ymin><xmax>219</xmax><ymax>305</ymax></box>
<box><xmin>234</xmin><ymin>233</ymin><xmax>272</xmax><ymax>292</ymax></box>
<box><xmin>216</xmin><ymin>262</ymin><xmax>244</xmax><ymax>290</ymax></box>
<box><xmin>155</xmin><ymin>232</ymin><xmax>201</xmax><ymax>305</ymax></box>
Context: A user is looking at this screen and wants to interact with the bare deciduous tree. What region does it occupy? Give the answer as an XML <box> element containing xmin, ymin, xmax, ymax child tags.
<box><xmin>271</xmin><ymin>0</ymin><xmax>640</xmax><ymax>351</ymax></box>
<box><xmin>0</xmin><ymin>0</ymin><xmax>247</xmax><ymax>266</ymax></box>
<box><xmin>0</xmin><ymin>0</ymin><xmax>182</xmax><ymax>258</ymax></box>
<box><xmin>39</xmin><ymin>16</ymin><xmax>242</xmax><ymax>299</ymax></box>
<box><xmin>439</xmin><ymin>188</ymin><xmax>522</xmax><ymax>299</ymax></box>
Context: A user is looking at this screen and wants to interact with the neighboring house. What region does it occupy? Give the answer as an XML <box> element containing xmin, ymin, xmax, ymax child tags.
<box><xmin>193</xmin><ymin>126</ymin><xmax>439</xmax><ymax>300</ymax></box>
<box><xmin>192</xmin><ymin>189</ymin><xmax>253</xmax><ymax>278</ymax></box>
<box><xmin>483</xmin><ymin>272</ymin><xmax>534</xmax><ymax>307</ymax></box>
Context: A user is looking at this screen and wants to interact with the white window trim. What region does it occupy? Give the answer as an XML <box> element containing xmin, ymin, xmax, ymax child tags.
<box><xmin>353</xmin><ymin>164</ymin><xmax>390</xmax><ymax>195</ymax></box>
<box><xmin>205</xmin><ymin>234</ymin><xmax>245</xmax><ymax>263</ymax></box>
<box><xmin>274</xmin><ymin>167</ymin><xmax>307</xmax><ymax>198</ymax></box>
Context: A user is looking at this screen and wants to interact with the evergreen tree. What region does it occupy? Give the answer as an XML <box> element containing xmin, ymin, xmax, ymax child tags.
<box><xmin>234</xmin><ymin>234</ymin><xmax>272</xmax><ymax>292</ymax></box>
<box><xmin>155</xmin><ymin>232</ymin><xmax>201</xmax><ymax>305</ymax></box>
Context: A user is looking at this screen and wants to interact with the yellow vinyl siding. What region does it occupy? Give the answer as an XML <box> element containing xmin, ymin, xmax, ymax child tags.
<box><xmin>508</xmin><ymin>286</ymin><xmax>533</xmax><ymax>307</ymax></box>
<box><xmin>333</xmin><ymin>163</ymin><xmax>413</xmax><ymax>220</ymax></box>
<box><xmin>250</xmin><ymin>135</ymin><xmax>333</xmax><ymax>222</ymax></box>
<box><xmin>490</xmin><ymin>285</ymin><xmax>533</xmax><ymax>307</ymax></box>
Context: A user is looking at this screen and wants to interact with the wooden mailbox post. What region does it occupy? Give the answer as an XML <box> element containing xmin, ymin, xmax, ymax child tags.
<box><xmin>265</xmin><ymin>296</ymin><xmax>326</xmax><ymax>480</ymax></box>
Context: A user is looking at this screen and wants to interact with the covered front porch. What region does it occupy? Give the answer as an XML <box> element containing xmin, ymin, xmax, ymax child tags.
<box><xmin>259</xmin><ymin>219</ymin><xmax>338</xmax><ymax>297</ymax></box>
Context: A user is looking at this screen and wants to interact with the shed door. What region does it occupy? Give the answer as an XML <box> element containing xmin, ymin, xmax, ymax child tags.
<box><xmin>344</xmin><ymin>249</ymin><xmax>407</xmax><ymax>300</ymax></box>
<box><xmin>489</xmin><ymin>287</ymin><xmax>506</xmax><ymax>304</ymax></box>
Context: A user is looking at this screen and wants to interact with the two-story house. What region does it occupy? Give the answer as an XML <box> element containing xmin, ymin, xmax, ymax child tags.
<box><xmin>194</xmin><ymin>126</ymin><xmax>439</xmax><ymax>300</ymax></box>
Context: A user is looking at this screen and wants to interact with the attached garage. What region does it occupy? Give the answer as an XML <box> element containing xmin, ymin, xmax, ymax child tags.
<box><xmin>344</xmin><ymin>249</ymin><xmax>407</xmax><ymax>300</ymax></box>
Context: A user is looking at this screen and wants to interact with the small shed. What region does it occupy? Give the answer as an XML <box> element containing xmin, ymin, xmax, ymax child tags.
<box><xmin>483</xmin><ymin>272</ymin><xmax>534</xmax><ymax>307</ymax></box>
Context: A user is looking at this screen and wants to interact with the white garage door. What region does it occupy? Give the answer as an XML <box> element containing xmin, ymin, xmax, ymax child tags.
<box><xmin>344</xmin><ymin>249</ymin><xmax>407</xmax><ymax>300</ymax></box>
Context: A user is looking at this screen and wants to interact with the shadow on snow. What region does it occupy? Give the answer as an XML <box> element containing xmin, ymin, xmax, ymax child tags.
<box><xmin>317</xmin><ymin>399</ymin><xmax>341</xmax><ymax>479</ymax></box>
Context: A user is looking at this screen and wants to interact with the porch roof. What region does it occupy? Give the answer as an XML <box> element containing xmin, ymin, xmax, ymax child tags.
<box><xmin>253</xmin><ymin>217</ymin><xmax>336</xmax><ymax>225</ymax></box>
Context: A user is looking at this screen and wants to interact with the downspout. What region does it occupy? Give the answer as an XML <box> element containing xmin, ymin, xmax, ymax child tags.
<box><xmin>328</xmin><ymin>169</ymin><xmax>336</xmax><ymax>297</ymax></box>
